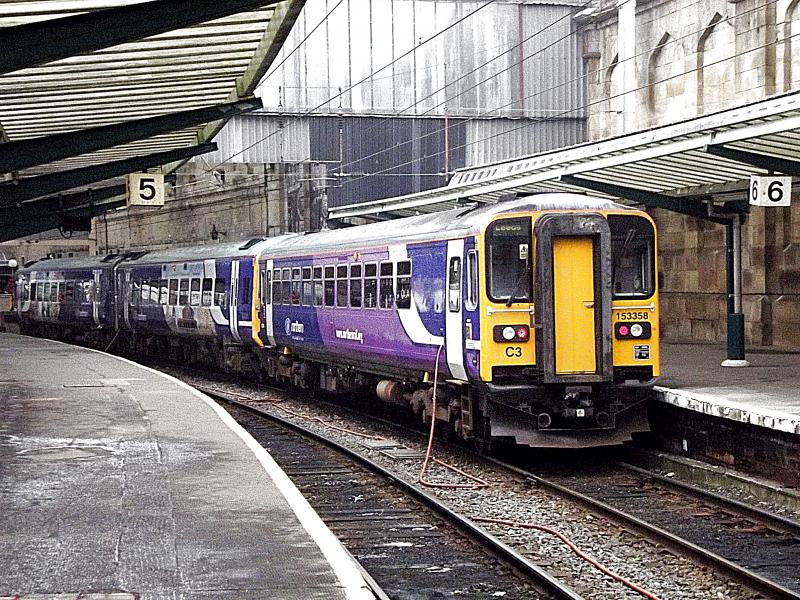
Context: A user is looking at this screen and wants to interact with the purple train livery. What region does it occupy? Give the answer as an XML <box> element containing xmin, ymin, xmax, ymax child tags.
<box><xmin>16</xmin><ymin>194</ymin><xmax>661</xmax><ymax>448</ymax></box>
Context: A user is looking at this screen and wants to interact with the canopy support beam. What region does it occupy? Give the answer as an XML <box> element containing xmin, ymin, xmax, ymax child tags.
<box><xmin>0</xmin><ymin>0</ymin><xmax>282</xmax><ymax>75</ymax></box>
<box><xmin>0</xmin><ymin>98</ymin><xmax>261</xmax><ymax>173</ymax></box>
<box><xmin>0</xmin><ymin>185</ymin><xmax>127</xmax><ymax>241</ymax></box>
<box><xmin>560</xmin><ymin>175</ymin><xmax>732</xmax><ymax>224</ymax></box>
<box><xmin>0</xmin><ymin>143</ymin><xmax>217</xmax><ymax>208</ymax></box>
<box><xmin>705</xmin><ymin>144</ymin><xmax>800</xmax><ymax>176</ymax></box>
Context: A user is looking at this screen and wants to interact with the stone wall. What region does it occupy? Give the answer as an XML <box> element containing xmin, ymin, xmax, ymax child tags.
<box><xmin>652</xmin><ymin>189</ymin><xmax>800</xmax><ymax>348</ymax></box>
<box><xmin>95</xmin><ymin>162</ymin><xmax>327</xmax><ymax>254</ymax></box>
<box><xmin>581</xmin><ymin>0</ymin><xmax>800</xmax><ymax>348</ymax></box>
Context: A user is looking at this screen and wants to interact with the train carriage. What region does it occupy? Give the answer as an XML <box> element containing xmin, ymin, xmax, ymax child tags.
<box><xmin>115</xmin><ymin>238</ymin><xmax>276</xmax><ymax>368</ymax></box>
<box><xmin>16</xmin><ymin>256</ymin><xmax>120</xmax><ymax>341</ymax></box>
<box><xmin>14</xmin><ymin>192</ymin><xmax>660</xmax><ymax>449</ymax></box>
<box><xmin>256</xmin><ymin>194</ymin><xmax>660</xmax><ymax>448</ymax></box>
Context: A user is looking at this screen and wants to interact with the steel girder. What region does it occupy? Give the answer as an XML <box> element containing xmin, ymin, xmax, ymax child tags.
<box><xmin>705</xmin><ymin>144</ymin><xmax>800</xmax><ymax>177</ymax></box>
<box><xmin>560</xmin><ymin>175</ymin><xmax>736</xmax><ymax>224</ymax></box>
<box><xmin>0</xmin><ymin>143</ymin><xmax>217</xmax><ymax>209</ymax></box>
<box><xmin>0</xmin><ymin>0</ymin><xmax>283</xmax><ymax>75</ymax></box>
<box><xmin>0</xmin><ymin>185</ymin><xmax>127</xmax><ymax>241</ymax></box>
<box><xmin>0</xmin><ymin>98</ymin><xmax>261</xmax><ymax>174</ymax></box>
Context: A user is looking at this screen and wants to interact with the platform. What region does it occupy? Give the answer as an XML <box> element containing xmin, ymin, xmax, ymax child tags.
<box><xmin>0</xmin><ymin>333</ymin><xmax>374</xmax><ymax>600</ymax></box>
<box><xmin>657</xmin><ymin>342</ymin><xmax>800</xmax><ymax>436</ymax></box>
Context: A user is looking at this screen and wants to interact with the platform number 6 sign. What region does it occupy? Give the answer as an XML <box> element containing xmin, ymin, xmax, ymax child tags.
<box><xmin>749</xmin><ymin>175</ymin><xmax>792</xmax><ymax>207</ymax></box>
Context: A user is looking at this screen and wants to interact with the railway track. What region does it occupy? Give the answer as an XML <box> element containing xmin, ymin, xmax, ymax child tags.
<box><xmin>512</xmin><ymin>458</ymin><xmax>800</xmax><ymax>599</ymax></box>
<box><xmin>180</xmin><ymin>372</ymin><xmax>797</xmax><ymax>599</ymax></box>
<box><xmin>203</xmin><ymin>386</ymin><xmax>582</xmax><ymax>600</ymax></box>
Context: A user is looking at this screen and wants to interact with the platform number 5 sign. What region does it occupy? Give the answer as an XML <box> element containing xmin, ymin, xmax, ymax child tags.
<box><xmin>749</xmin><ymin>175</ymin><xmax>792</xmax><ymax>207</ymax></box>
<box><xmin>127</xmin><ymin>172</ymin><xmax>165</xmax><ymax>207</ymax></box>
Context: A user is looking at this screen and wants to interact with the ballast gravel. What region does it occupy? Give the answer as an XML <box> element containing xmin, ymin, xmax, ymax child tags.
<box><xmin>176</xmin><ymin>372</ymin><xmax>762</xmax><ymax>600</ymax></box>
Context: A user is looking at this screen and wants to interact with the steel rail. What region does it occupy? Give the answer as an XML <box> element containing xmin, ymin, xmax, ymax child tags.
<box><xmin>198</xmin><ymin>385</ymin><xmax>584</xmax><ymax>600</ymax></box>
<box><xmin>488</xmin><ymin>456</ymin><xmax>800</xmax><ymax>600</ymax></box>
<box><xmin>616</xmin><ymin>461</ymin><xmax>800</xmax><ymax>536</ymax></box>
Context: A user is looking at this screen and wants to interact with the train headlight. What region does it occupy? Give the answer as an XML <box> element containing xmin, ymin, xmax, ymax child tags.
<box><xmin>515</xmin><ymin>326</ymin><xmax>529</xmax><ymax>340</ymax></box>
<box><xmin>614</xmin><ymin>321</ymin><xmax>652</xmax><ymax>340</ymax></box>
<box><xmin>502</xmin><ymin>326</ymin><xmax>516</xmax><ymax>341</ymax></box>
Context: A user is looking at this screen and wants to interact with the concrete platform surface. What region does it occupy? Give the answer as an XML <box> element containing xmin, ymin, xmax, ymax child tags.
<box><xmin>657</xmin><ymin>342</ymin><xmax>800</xmax><ymax>435</ymax></box>
<box><xmin>0</xmin><ymin>333</ymin><xmax>374</xmax><ymax>600</ymax></box>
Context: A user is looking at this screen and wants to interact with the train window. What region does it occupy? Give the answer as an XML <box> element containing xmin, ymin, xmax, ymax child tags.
<box><xmin>272</xmin><ymin>269</ymin><xmax>282</xmax><ymax>305</ymax></box>
<box><xmin>291</xmin><ymin>268</ymin><xmax>301</xmax><ymax>305</ymax></box>
<box><xmin>609</xmin><ymin>215</ymin><xmax>655</xmax><ymax>299</ymax></box>
<box><xmin>179</xmin><ymin>279</ymin><xmax>189</xmax><ymax>305</ymax></box>
<box><xmin>150</xmin><ymin>282</ymin><xmax>159</xmax><ymax>303</ymax></box>
<box><xmin>168</xmin><ymin>280</ymin><xmax>178</xmax><ymax>305</ymax></box>
<box><xmin>83</xmin><ymin>281</ymin><xmax>92</xmax><ymax>304</ymax></box>
<box><xmin>49</xmin><ymin>282</ymin><xmax>58</xmax><ymax>303</ymax></box>
<box><xmin>141</xmin><ymin>280</ymin><xmax>150</xmax><ymax>303</ymax></box>
<box><xmin>160</xmin><ymin>280</ymin><xmax>168</xmax><ymax>305</ymax></box>
<box><xmin>282</xmin><ymin>268</ymin><xmax>291</xmax><ymax>305</ymax></box>
<box><xmin>301</xmin><ymin>267</ymin><xmax>312</xmax><ymax>306</ymax></box>
<box><xmin>336</xmin><ymin>265</ymin><xmax>348</xmax><ymax>307</ymax></box>
<box><xmin>65</xmin><ymin>281</ymin><xmax>74</xmax><ymax>303</ymax></box>
<box><xmin>349</xmin><ymin>264</ymin><xmax>362</xmax><ymax>308</ymax></box>
<box><xmin>312</xmin><ymin>267</ymin><xmax>323</xmax><ymax>306</ymax></box>
<box><xmin>396</xmin><ymin>260</ymin><xmax>412</xmax><ymax>309</ymax></box>
<box><xmin>448</xmin><ymin>257</ymin><xmax>461</xmax><ymax>312</ymax></box>
<box><xmin>190</xmin><ymin>279</ymin><xmax>201</xmax><ymax>306</ymax></box>
<box><xmin>240</xmin><ymin>276</ymin><xmax>251</xmax><ymax>306</ymax></box>
<box><xmin>466</xmin><ymin>250</ymin><xmax>479</xmax><ymax>311</ymax></box>
<box><xmin>364</xmin><ymin>263</ymin><xmax>377</xmax><ymax>309</ymax></box>
<box><xmin>379</xmin><ymin>262</ymin><xmax>394</xmax><ymax>308</ymax></box>
<box><xmin>324</xmin><ymin>266</ymin><xmax>335</xmax><ymax>306</ymax></box>
<box><xmin>29</xmin><ymin>282</ymin><xmax>36</xmax><ymax>301</ymax></box>
<box><xmin>264</xmin><ymin>270</ymin><xmax>272</xmax><ymax>305</ymax></box>
<box><xmin>56</xmin><ymin>282</ymin><xmax>64</xmax><ymax>304</ymax></box>
<box><xmin>486</xmin><ymin>217</ymin><xmax>532</xmax><ymax>304</ymax></box>
<box><xmin>214</xmin><ymin>278</ymin><xmax>226</xmax><ymax>307</ymax></box>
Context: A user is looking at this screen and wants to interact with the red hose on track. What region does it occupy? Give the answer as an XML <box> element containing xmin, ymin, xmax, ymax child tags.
<box><xmin>474</xmin><ymin>516</ymin><xmax>662</xmax><ymax>600</ymax></box>
<box><xmin>418</xmin><ymin>345</ymin><xmax>489</xmax><ymax>489</ymax></box>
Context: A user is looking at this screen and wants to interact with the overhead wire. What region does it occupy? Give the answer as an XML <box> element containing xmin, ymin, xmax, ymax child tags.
<box><xmin>342</xmin><ymin>6</ymin><xmax>794</xmax><ymax>187</ymax></box>
<box><xmin>209</xmin><ymin>0</ymin><xmax>501</xmax><ymax>168</ymax></box>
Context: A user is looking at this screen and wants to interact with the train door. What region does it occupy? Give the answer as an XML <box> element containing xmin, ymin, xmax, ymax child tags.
<box><xmin>534</xmin><ymin>214</ymin><xmax>612</xmax><ymax>382</ymax></box>
<box><xmin>262</xmin><ymin>259</ymin><xmax>275</xmax><ymax>346</ymax></box>
<box><xmin>445</xmin><ymin>240</ymin><xmax>467</xmax><ymax>380</ymax></box>
<box><xmin>92</xmin><ymin>269</ymin><xmax>103</xmax><ymax>327</ymax></box>
<box><xmin>229</xmin><ymin>260</ymin><xmax>242</xmax><ymax>342</ymax></box>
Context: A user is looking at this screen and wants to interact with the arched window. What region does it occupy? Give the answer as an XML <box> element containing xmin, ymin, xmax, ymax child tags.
<box><xmin>697</xmin><ymin>13</ymin><xmax>735</xmax><ymax>114</ymax></box>
<box><xmin>647</xmin><ymin>33</ymin><xmax>686</xmax><ymax>125</ymax></box>
<box><xmin>784</xmin><ymin>0</ymin><xmax>800</xmax><ymax>91</ymax></box>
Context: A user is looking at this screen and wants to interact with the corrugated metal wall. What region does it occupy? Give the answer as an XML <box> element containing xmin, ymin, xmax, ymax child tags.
<box><xmin>199</xmin><ymin>0</ymin><xmax>588</xmax><ymax>207</ymax></box>
<box><xmin>258</xmin><ymin>0</ymin><xmax>585</xmax><ymax>119</ymax></box>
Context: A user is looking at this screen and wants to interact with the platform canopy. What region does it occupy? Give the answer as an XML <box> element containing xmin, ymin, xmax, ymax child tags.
<box><xmin>327</xmin><ymin>91</ymin><xmax>800</xmax><ymax>224</ymax></box>
<box><xmin>0</xmin><ymin>0</ymin><xmax>304</xmax><ymax>240</ymax></box>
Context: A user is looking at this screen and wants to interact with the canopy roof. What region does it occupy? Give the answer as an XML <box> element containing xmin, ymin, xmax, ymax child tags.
<box><xmin>327</xmin><ymin>91</ymin><xmax>800</xmax><ymax>222</ymax></box>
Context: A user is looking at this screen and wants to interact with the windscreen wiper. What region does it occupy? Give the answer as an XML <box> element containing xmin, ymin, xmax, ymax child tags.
<box><xmin>505</xmin><ymin>263</ymin><xmax>530</xmax><ymax>307</ymax></box>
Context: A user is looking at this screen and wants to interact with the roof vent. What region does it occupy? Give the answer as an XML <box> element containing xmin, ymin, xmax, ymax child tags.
<box><xmin>239</xmin><ymin>238</ymin><xmax>266</xmax><ymax>250</ymax></box>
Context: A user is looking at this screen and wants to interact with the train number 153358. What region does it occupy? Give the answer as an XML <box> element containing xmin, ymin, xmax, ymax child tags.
<box><xmin>616</xmin><ymin>311</ymin><xmax>649</xmax><ymax>321</ymax></box>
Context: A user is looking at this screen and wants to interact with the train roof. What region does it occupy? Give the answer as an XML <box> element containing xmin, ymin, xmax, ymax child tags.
<box><xmin>17</xmin><ymin>254</ymin><xmax>118</xmax><ymax>274</ymax></box>
<box><xmin>116</xmin><ymin>237</ymin><xmax>284</xmax><ymax>267</ymax></box>
<box><xmin>258</xmin><ymin>193</ymin><xmax>635</xmax><ymax>258</ymax></box>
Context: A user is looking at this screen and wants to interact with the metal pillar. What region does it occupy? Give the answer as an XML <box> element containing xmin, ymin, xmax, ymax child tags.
<box><xmin>722</xmin><ymin>215</ymin><xmax>749</xmax><ymax>367</ymax></box>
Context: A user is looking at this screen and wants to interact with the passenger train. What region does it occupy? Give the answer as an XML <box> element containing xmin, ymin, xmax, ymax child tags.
<box><xmin>16</xmin><ymin>194</ymin><xmax>660</xmax><ymax>448</ymax></box>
